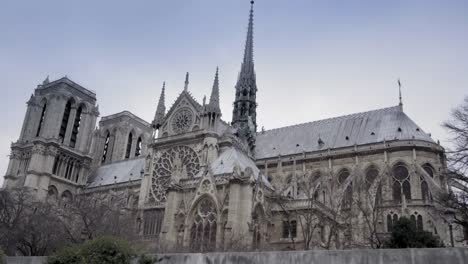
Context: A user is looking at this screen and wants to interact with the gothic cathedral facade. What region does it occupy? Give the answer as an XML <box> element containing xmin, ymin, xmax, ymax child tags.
<box><xmin>2</xmin><ymin>2</ymin><xmax>465</xmax><ymax>251</ymax></box>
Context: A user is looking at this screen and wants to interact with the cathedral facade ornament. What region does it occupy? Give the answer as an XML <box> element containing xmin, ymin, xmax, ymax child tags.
<box><xmin>171</xmin><ymin>108</ymin><xmax>194</xmax><ymax>134</ymax></box>
<box><xmin>149</xmin><ymin>146</ymin><xmax>200</xmax><ymax>204</ymax></box>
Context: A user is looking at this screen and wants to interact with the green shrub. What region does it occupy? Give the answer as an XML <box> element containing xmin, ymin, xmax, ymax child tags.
<box><xmin>48</xmin><ymin>236</ymin><xmax>135</xmax><ymax>264</ymax></box>
<box><xmin>80</xmin><ymin>236</ymin><xmax>136</xmax><ymax>264</ymax></box>
<box><xmin>47</xmin><ymin>244</ymin><xmax>82</xmax><ymax>264</ymax></box>
<box><xmin>138</xmin><ymin>254</ymin><xmax>156</xmax><ymax>264</ymax></box>
<box><xmin>385</xmin><ymin>217</ymin><xmax>444</xmax><ymax>248</ymax></box>
<box><xmin>0</xmin><ymin>247</ymin><xmax>5</xmax><ymax>264</ymax></box>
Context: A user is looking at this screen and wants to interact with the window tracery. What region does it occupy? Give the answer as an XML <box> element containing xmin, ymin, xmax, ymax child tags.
<box><xmin>190</xmin><ymin>198</ymin><xmax>217</xmax><ymax>252</ymax></box>
<box><xmin>392</xmin><ymin>162</ymin><xmax>411</xmax><ymax>203</ymax></box>
<box><xmin>149</xmin><ymin>146</ymin><xmax>200</xmax><ymax>203</ymax></box>
<box><xmin>338</xmin><ymin>169</ymin><xmax>352</xmax><ymax>209</ymax></box>
<box><xmin>171</xmin><ymin>108</ymin><xmax>194</xmax><ymax>134</ymax></box>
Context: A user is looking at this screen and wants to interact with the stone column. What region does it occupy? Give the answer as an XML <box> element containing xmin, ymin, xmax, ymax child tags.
<box><xmin>226</xmin><ymin>179</ymin><xmax>254</xmax><ymax>248</ymax></box>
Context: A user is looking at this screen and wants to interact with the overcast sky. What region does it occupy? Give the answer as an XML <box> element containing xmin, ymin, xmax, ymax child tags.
<box><xmin>1</xmin><ymin>0</ymin><xmax>467</xmax><ymax>186</ymax></box>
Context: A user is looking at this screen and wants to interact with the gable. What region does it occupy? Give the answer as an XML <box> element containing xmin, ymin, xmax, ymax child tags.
<box><xmin>159</xmin><ymin>91</ymin><xmax>203</xmax><ymax>136</ymax></box>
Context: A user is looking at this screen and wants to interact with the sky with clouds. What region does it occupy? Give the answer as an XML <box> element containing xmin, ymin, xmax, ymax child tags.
<box><xmin>1</xmin><ymin>0</ymin><xmax>467</xmax><ymax>186</ymax></box>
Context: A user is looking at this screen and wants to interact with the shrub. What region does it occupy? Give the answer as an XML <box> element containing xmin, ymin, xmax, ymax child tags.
<box><xmin>80</xmin><ymin>236</ymin><xmax>135</xmax><ymax>264</ymax></box>
<box><xmin>0</xmin><ymin>247</ymin><xmax>5</xmax><ymax>264</ymax></box>
<box><xmin>138</xmin><ymin>254</ymin><xmax>156</xmax><ymax>264</ymax></box>
<box><xmin>47</xmin><ymin>244</ymin><xmax>82</xmax><ymax>264</ymax></box>
<box><xmin>386</xmin><ymin>217</ymin><xmax>444</xmax><ymax>248</ymax></box>
<box><xmin>48</xmin><ymin>236</ymin><xmax>135</xmax><ymax>264</ymax></box>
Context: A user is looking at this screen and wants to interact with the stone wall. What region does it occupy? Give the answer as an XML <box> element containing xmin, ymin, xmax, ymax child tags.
<box><xmin>4</xmin><ymin>248</ymin><xmax>468</xmax><ymax>264</ymax></box>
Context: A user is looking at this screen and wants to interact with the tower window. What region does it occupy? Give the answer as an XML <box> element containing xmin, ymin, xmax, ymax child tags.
<box><xmin>59</xmin><ymin>101</ymin><xmax>72</xmax><ymax>142</ymax></box>
<box><xmin>102</xmin><ymin>132</ymin><xmax>110</xmax><ymax>163</ymax></box>
<box><xmin>135</xmin><ymin>137</ymin><xmax>142</xmax><ymax>157</ymax></box>
<box><xmin>70</xmin><ymin>105</ymin><xmax>83</xmax><ymax>148</ymax></box>
<box><xmin>36</xmin><ymin>101</ymin><xmax>47</xmax><ymax>137</ymax></box>
<box><xmin>125</xmin><ymin>133</ymin><xmax>133</xmax><ymax>159</ymax></box>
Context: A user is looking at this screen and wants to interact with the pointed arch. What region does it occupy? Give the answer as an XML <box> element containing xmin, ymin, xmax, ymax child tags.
<box><xmin>252</xmin><ymin>204</ymin><xmax>266</xmax><ymax>250</ymax></box>
<box><xmin>365</xmin><ymin>165</ymin><xmax>379</xmax><ymax>191</ymax></box>
<box><xmin>102</xmin><ymin>130</ymin><xmax>111</xmax><ymax>163</ymax></box>
<box><xmin>59</xmin><ymin>99</ymin><xmax>74</xmax><ymax>142</ymax></box>
<box><xmin>189</xmin><ymin>195</ymin><xmax>218</xmax><ymax>252</ymax></box>
<box><xmin>36</xmin><ymin>98</ymin><xmax>47</xmax><ymax>137</ymax></box>
<box><xmin>135</xmin><ymin>136</ymin><xmax>142</xmax><ymax>157</ymax></box>
<box><xmin>338</xmin><ymin>168</ymin><xmax>352</xmax><ymax>209</ymax></box>
<box><xmin>70</xmin><ymin>103</ymin><xmax>85</xmax><ymax>148</ymax></box>
<box><xmin>125</xmin><ymin>131</ymin><xmax>134</xmax><ymax>159</ymax></box>
<box><xmin>392</xmin><ymin>162</ymin><xmax>411</xmax><ymax>203</ymax></box>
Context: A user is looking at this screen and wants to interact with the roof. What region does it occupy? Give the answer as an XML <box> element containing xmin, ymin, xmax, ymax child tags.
<box><xmin>87</xmin><ymin>158</ymin><xmax>145</xmax><ymax>188</ymax></box>
<box><xmin>38</xmin><ymin>77</ymin><xmax>96</xmax><ymax>99</ymax></box>
<box><xmin>100</xmin><ymin>110</ymin><xmax>151</xmax><ymax>127</ymax></box>
<box><xmin>255</xmin><ymin>105</ymin><xmax>435</xmax><ymax>159</ymax></box>
<box><xmin>210</xmin><ymin>147</ymin><xmax>272</xmax><ymax>188</ymax></box>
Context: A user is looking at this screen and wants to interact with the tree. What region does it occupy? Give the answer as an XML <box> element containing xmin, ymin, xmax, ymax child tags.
<box><xmin>0</xmin><ymin>188</ymin><xmax>67</xmax><ymax>256</ymax></box>
<box><xmin>442</xmin><ymin>96</ymin><xmax>468</xmax><ymax>242</ymax></box>
<box><xmin>385</xmin><ymin>217</ymin><xmax>443</xmax><ymax>248</ymax></box>
<box><xmin>54</xmin><ymin>191</ymin><xmax>138</xmax><ymax>243</ymax></box>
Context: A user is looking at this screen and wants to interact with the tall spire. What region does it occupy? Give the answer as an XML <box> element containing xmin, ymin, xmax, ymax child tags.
<box><xmin>242</xmin><ymin>1</ymin><xmax>255</xmax><ymax>73</ymax></box>
<box><xmin>232</xmin><ymin>1</ymin><xmax>258</xmax><ymax>153</ymax></box>
<box><xmin>208</xmin><ymin>67</ymin><xmax>220</xmax><ymax>113</ymax></box>
<box><xmin>152</xmin><ymin>82</ymin><xmax>166</xmax><ymax>129</ymax></box>
<box><xmin>184</xmin><ymin>72</ymin><xmax>189</xmax><ymax>91</ymax></box>
<box><xmin>398</xmin><ymin>78</ymin><xmax>403</xmax><ymax>107</ymax></box>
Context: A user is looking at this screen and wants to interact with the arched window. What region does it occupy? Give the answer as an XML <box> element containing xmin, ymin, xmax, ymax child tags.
<box><xmin>36</xmin><ymin>100</ymin><xmax>47</xmax><ymax>137</ymax></box>
<box><xmin>135</xmin><ymin>137</ymin><xmax>142</xmax><ymax>157</ymax></box>
<box><xmin>70</xmin><ymin>105</ymin><xmax>83</xmax><ymax>148</ymax></box>
<box><xmin>423</xmin><ymin>164</ymin><xmax>434</xmax><ymax>178</ymax></box>
<box><xmin>47</xmin><ymin>185</ymin><xmax>58</xmax><ymax>203</ymax></box>
<box><xmin>102</xmin><ymin>132</ymin><xmax>110</xmax><ymax>163</ymax></box>
<box><xmin>190</xmin><ymin>198</ymin><xmax>217</xmax><ymax>252</ymax></box>
<box><xmin>338</xmin><ymin>169</ymin><xmax>352</xmax><ymax>209</ymax></box>
<box><xmin>365</xmin><ymin>166</ymin><xmax>379</xmax><ymax>191</ymax></box>
<box><xmin>392</xmin><ymin>162</ymin><xmax>411</xmax><ymax>203</ymax></box>
<box><xmin>421</xmin><ymin>180</ymin><xmax>430</xmax><ymax>202</ymax></box>
<box><xmin>252</xmin><ymin>207</ymin><xmax>265</xmax><ymax>250</ymax></box>
<box><xmin>59</xmin><ymin>100</ymin><xmax>72</xmax><ymax>142</ymax></box>
<box><xmin>312</xmin><ymin>171</ymin><xmax>321</xmax><ymax>183</ymax></box>
<box><xmin>125</xmin><ymin>132</ymin><xmax>133</xmax><ymax>159</ymax></box>
<box><xmin>421</xmin><ymin>164</ymin><xmax>433</xmax><ymax>203</ymax></box>
<box><xmin>417</xmin><ymin>215</ymin><xmax>423</xmax><ymax>231</ymax></box>
<box><xmin>61</xmin><ymin>190</ymin><xmax>73</xmax><ymax>208</ymax></box>
<box><xmin>387</xmin><ymin>213</ymin><xmax>399</xmax><ymax>232</ymax></box>
<box><xmin>282</xmin><ymin>220</ymin><xmax>297</xmax><ymax>239</ymax></box>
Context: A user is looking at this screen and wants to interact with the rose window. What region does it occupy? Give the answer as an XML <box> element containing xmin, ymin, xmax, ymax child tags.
<box><xmin>149</xmin><ymin>146</ymin><xmax>200</xmax><ymax>203</ymax></box>
<box><xmin>171</xmin><ymin>108</ymin><xmax>194</xmax><ymax>134</ymax></box>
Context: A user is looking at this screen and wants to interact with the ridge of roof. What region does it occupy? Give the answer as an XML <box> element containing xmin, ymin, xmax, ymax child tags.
<box><xmin>260</xmin><ymin>105</ymin><xmax>400</xmax><ymax>134</ymax></box>
<box><xmin>100</xmin><ymin>110</ymin><xmax>151</xmax><ymax>127</ymax></box>
<box><xmin>39</xmin><ymin>76</ymin><xmax>97</xmax><ymax>98</ymax></box>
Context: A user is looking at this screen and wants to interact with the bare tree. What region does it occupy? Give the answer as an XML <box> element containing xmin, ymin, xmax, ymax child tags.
<box><xmin>54</xmin><ymin>191</ymin><xmax>138</xmax><ymax>243</ymax></box>
<box><xmin>441</xmin><ymin>96</ymin><xmax>468</xmax><ymax>241</ymax></box>
<box><xmin>0</xmin><ymin>188</ymin><xmax>66</xmax><ymax>256</ymax></box>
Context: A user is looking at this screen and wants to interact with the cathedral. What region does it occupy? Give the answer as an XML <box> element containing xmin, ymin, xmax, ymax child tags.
<box><xmin>2</xmin><ymin>1</ymin><xmax>465</xmax><ymax>251</ymax></box>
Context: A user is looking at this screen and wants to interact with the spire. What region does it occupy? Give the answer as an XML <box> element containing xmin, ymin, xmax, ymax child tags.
<box><xmin>152</xmin><ymin>82</ymin><xmax>166</xmax><ymax>129</ymax></box>
<box><xmin>242</xmin><ymin>1</ymin><xmax>255</xmax><ymax>75</ymax></box>
<box><xmin>208</xmin><ymin>67</ymin><xmax>220</xmax><ymax>113</ymax></box>
<box><xmin>184</xmin><ymin>72</ymin><xmax>189</xmax><ymax>91</ymax></box>
<box><xmin>231</xmin><ymin>1</ymin><xmax>258</xmax><ymax>153</ymax></box>
<box><xmin>398</xmin><ymin>78</ymin><xmax>403</xmax><ymax>107</ymax></box>
<box><xmin>43</xmin><ymin>75</ymin><xmax>50</xmax><ymax>85</ymax></box>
